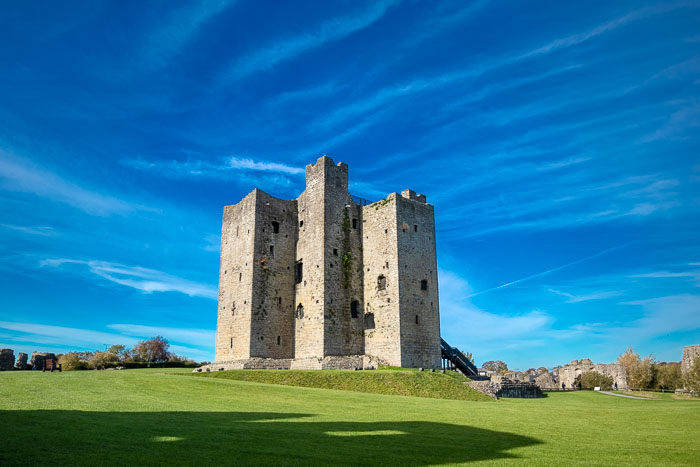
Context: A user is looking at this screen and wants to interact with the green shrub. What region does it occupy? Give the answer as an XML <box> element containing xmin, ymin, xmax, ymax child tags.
<box><xmin>58</xmin><ymin>352</ymin><xmax>90</xmax><ymax>371</ymax></box>
<box><xmin>578</xmin><ymin>371</ymin><xmax>613</xmax><ymax>390</ymax></box>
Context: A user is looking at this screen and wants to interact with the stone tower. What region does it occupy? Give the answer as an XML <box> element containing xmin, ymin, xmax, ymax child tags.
<box><xmin>213</xmin><ymin>155</ymin><xmax>440</xmax><ymax>369</ymax></box>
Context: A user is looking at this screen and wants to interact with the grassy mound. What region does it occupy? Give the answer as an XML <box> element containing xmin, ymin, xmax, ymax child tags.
<box><xmin>196</xmin><ymin>367</ymin><xmax>492</xmax><ymax>401</ymax></box>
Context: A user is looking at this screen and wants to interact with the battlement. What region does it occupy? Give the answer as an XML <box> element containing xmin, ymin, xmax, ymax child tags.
<box><xmin>305</xmin><ymin>155</ymin><xmax>348</xmax><ymax>192</ymax></box>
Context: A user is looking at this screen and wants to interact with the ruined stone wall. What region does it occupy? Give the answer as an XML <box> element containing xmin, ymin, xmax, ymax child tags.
<box><xmin>396</xmin><ymin>191</ymin><xmax>440</xmax><ymax>368</ymax></box>
<box><xmin>249</xmin><ymin>191</ymin><xmax>297</xmax><ymax>358</ymax></box>
<box><xmin>0</xmin><ymin>349</ymin><xmax>14</xmax><ymax>371</ymax></box>
<box><xmin>362</xmin><ymin>194</ymin><xmax>402</xmax><ymax>366</ymax></box>
<box><xmin>555</xmin><ymin>359</ymin><xmax>628</xmax><ymax>389</ymax></box>
<box><xmin>681</xmin><ymin>345</ymin><xmax>700</xmax><ymax>375</ymax></box>
<box><xmin>215</xmin><ymin>191</ymin><xmax>257</xmax><ymax>362</ymax></box>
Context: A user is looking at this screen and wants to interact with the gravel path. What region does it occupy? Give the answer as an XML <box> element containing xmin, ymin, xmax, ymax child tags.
<box><xmin>598</xmin><ymin>391</ymin><xmax>656</xmax><ymax>400</ymax></box>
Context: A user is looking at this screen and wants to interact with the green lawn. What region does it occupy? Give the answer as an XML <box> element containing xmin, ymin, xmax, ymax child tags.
<box><xmin>1</xmin><ymin>369</ymin><xmax>698</xmax><ymax>466</ymax></box>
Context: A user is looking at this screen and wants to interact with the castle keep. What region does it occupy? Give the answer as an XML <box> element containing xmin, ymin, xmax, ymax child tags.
<box><xmin>213</xmin><ymin>156</ymin><xmax>440</xmax><ymax>370</ymax></box>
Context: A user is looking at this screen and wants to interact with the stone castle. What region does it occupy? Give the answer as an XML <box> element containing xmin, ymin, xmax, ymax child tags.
<box><xmin>210</xmin><ymin>156</ymin><xmax>441</xmax><ymax>370</ymax></box>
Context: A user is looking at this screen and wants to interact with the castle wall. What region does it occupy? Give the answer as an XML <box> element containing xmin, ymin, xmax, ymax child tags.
<box><xmin>215</xmin><ymin>191</ymin><xmax>257</xmax><ymax>362</ymax></box>
<box><xmin>294</xmin><ymin>160</ymin><xmax>329</xmax><ymax>358</ymax></box>
<box><xmin>249</xmin><ymin>191</ymin><xmax>297</xmax><ymax>358</ymax></box>
<box><xmin>396</xmin><ymin>190</ymin><xmax>441</xmax><ymax>368</ymax></box>
<box><xmin>362</xmin><ymin>194</ymin><xmax>402</xmax><ymax>366</ymax></box>
<box><xmin>322</xmin><ymin>162</ymin><xmax>364</xmax><ymax>356</ymax></box>
<box><xmin>215</xmin><ymin>155</ymin><xmax>441</xmax><ymax>369</ymax></box>
<box><xmin>681</xmin><ymin>345</ymin><xmax>700</xmax><ymax>375</ymax></box>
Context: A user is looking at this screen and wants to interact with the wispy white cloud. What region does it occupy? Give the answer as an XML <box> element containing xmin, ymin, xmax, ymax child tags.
<box><xmin>125</xmin><ymin>155</ymin><xmax>303</xmax><ymax>178</ymax></box>
<box><xmin>221</xmin><ymin>0</ymin><xmax>399</xmax><ymax>80</ymax></box>
<box><xmin>440</xmin><ymin>269</ymin><xmax>552</xmax><ymax>338</ymax></box>
<box><xmin>0</xmin><ymin>224</ymin><xmax>59</xmax><ymax>237</ymax></box>
<box><xmin>466</xmin><ymin>244</ymin><xmax>628</xmax><ymax>298</ymax></box>
<box><xmin>0</xmin><ymin>149</ymin><xmax>152</xmax><ymax>216</ymax></box>
<box><xmin>145</xmin><ymin>0</ymin><xmax>236</xmax><ymax>65</ymax></box>
<box><xmin>202</xmin><ymin>234</ymin><xmax>221</xmax><ymax>253</ymax></box>
<box><xmin>640</xmin><ymin>100</ymin><xmax>700</xmax><ymax>142</ymax></box>
<box><xmin>107</xmin><ymin>324</ymin><xmax>215</xmax><ymax>348</ymax></box>
<box><xmin>40</xmin><ymin>258</ymin><xmax>217</xmax><ymax>299</ymax></box>
<box><xmin>518</xmin><ymin>4</ymin><xmax>687</xmax><ymax>59</ymax></box>
<box><xmin>228</xmin><ymin>157</ymin><xmax>303</xmax><ymax>175</ymax></box>
<box><xmin>548</xmin><ymin>288</ymin><xmax>624</xmax><ymax>303</ymax></box>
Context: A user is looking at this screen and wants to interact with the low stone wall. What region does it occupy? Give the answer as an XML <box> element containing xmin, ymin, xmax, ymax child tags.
<box><xmin>195</xmin><ymin>355</ymin><xmax>385</xmax><ymax>372</ymax></box>
<box><xmin>467</xmin><ymin>379</ymin><xmax>543</xmax><ymax>399</ymax></box>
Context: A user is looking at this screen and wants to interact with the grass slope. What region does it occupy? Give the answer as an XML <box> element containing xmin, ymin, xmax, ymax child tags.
<box><xmin>196</xmin><ymin>368</ymin><xmax>492</xmax><ymax>401</ymax></box>
<box><xmin>0</xmin><ymin>369</ymin><xmax>699</xmax><ymax>466</ymax></box>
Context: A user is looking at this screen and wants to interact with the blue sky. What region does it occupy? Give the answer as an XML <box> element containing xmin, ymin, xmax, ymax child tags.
<box><xmin>1</xmin><ymin>1</ymin><xmax>698</xmax><ymax>369</ymax></box>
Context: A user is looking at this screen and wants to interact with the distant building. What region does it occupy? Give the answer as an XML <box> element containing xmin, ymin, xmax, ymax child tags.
<box><xmin>210</xmin><ymin>156</ymin><xmax>441</xmax><ymax>370</ymax></box>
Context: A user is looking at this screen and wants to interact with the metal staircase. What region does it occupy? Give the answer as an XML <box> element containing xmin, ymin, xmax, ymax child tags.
<box><xmin>440</xmin><ymin>338</ymin><xmax>480</xmax><ymax>378</ymax></box>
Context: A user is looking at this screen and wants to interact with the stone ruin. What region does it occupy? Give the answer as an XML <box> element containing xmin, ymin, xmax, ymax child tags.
<box><xmin>15</xmin><ymin>352</ymin><xmax>29</xmax><ymax>370</ymax></box>
<box><xmin>0</xmin><ymin>348</ymin><xmax>15</xmax><ymax>371</ymax></box>
<box><xmin>680</xmin><ymin>344</ymin><xmax>700</xmax><ymax>392</ymax></box>
<box><xmin>467</xmin><ymin>378</ymin><xmax>543</xmax><ymax>399</ymax></box>
<box><xmin>478</xmin><ymin>358</ymin><xmax>629</xmax><ymax>391</ymax></box>
<box><xmin>29</xmin><ymin>352</ymin><xmax>58</xmax><ymax>370</ymax></box>
<box><xmin>680</xmin><ymin>345</ymin><xmax>699</xmax><ymax>375</ymax></box>
<box><xmin>553</xmin><ymin>359</ymin><xmax>628</xmax><ymax>389</ymax></box>
<box><xmin>0</xmin><ymin>349</ymin><xmax>59</xmax><ymax>371</ymax></box>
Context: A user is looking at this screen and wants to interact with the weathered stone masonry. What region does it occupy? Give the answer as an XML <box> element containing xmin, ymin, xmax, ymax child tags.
<box><xmin>210</xmin><ymin>156</ymin><xmax>441</xmax><ymax>370</ymax></box>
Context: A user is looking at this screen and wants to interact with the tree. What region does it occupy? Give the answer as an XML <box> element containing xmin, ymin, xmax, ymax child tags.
<box><xmin>482</xmin><ymin>360</ymin><xmax>508</xmax><ymax>373</ymax></box>
<box><xmin>655</xmin><ymin>362</ymin><xmax>682</xmax><ymax>390</ymax></box>
<box><xmin>58</xmin><ymin>352</ymin><xmax>90</xmax><ymax>371</ymax></box>
<box><xmin>107</xmin><ymin>344</ymin><xmax>126</xmax><ymax>358</ymax></box>
<box><xmin>460</xmin><ymin>351</ymin><xmax>474</xmax><ymax>364</ymax></box>
<box><xmin>91</xmin><ymin>351</ymin><xmax>120</xmax><ymax>369</ymax></box>
<box><xmin>578</xmin><ymin>371</ymin><xmax>613</xmax><ymax>390</ymax></box>
<box><xmin>131</xmin><ymin>336</ymin><xmax>170</xmax><ymax>363</ymax></box>
<box><xmin>629</xmin><ymin>355</ymin><xmax>657</xmax><ymax>389</ymax></box>
<box><xmin>617</xmin><ymin>347</ymin><xmax>640</xmax><ymax>379</ymax></box>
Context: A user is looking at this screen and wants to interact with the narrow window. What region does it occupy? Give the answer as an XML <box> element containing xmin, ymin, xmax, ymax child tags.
<box><xmin>351</xmin><ymin>300</ymin><xmax>359</xmax><ymax>319</ymax></box>
<box><xmin>272</xmin><ymin>221</ymin><xmax>280</xmax><ymax>233</ymax></box>
<box><xmin>236</xmin><ymin>226</ymin><xmax>239</xmax><ymax>237</ymax></box>
<box><xmin>239</xmin><ymin>273</ymin><xmax>242</xmax><ymax>282</ymax></box>
<box><xmin>277</xmin><ymin>336</ymin><xmax>281</xmax><ymax>345</ymax></box>
<box><xmin>365</xmin><ymin>313</ymin><xmax>375</xmax><ymax>329</ymax></box>
<box><xmin>414</xmin><ymin>224</ymin><xmax>418</xmax><ymax>232</ymax></box>
<box><xmin>299</xmin><ymin>220</ymin><xmax>304</xmax><ymax>227</ymax></box>
<box><xmin>295</xmin><ymin>262</ymin><xmax>303</xmax><ymax>284</ymax></box>
<box><xmin>278</xmin><ymin>297</ymin><xmax>282</xmax><ymax>305</ymax></box>
<box><xmin>377</xmin><ymin>275</ymin><xmax>386</xmax><ymax>290</ymax></box>
<box><xmin>230</xmin><ymin>337</ymin><xmax>233</xmax><ymax>349</ymax></box>
<box><xmin>352</xmin><ymin>218</ymin><xmax>358</xmax><ymax>229</ymax></box>
<box><xmin>296</xmin><ymin>303</ymin><xmax>304</xmax><ymax>319</ymax></box>
<box><xmin>415</xmin><ymin>315</ymin><xmax>419</xmax><ymax>325</ymax></box>
<box><xmin>269</xmin><ymin>245</ymin><xmax>274</xmax><ymax>257</ymax></box>
<box><xmin>333</xmin><ymin>248</ymin><xmax>338</xmax><ymax>256</ymax></box>
<box><xmin>420</xmin><ymin>279</ymin><xmax>428</xmax><ymax>291</ymax></box>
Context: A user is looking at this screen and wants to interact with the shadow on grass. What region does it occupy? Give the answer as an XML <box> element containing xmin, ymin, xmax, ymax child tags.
<box><xmin>0</xmin><ymin>410</ymin><xmax>542</xmax><ymax>465</ymax></box>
